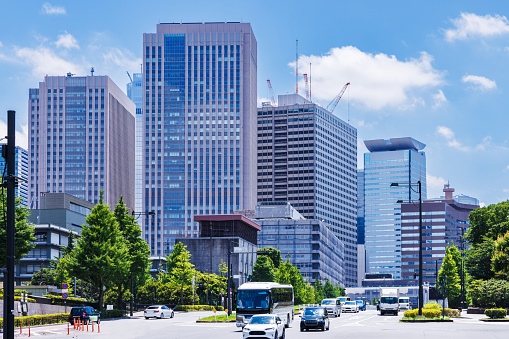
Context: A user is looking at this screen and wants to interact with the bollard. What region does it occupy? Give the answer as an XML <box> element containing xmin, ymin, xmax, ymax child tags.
<box><xmin>29</xmin><ymin>325</ymin><xmax>31</xmax><ymax>337</ymax></box>
<box><xmin>68</xmin><ymin>322</ymin><xmax>70</xmax><ymax>335</ymax></box>
<box><xmin>82</xmin><ymin>320</ymin><xmax>84</xmax><ymax>332</ymax></box>
<box><xmin>98</xmin><ymin>322</ymin><xmax>100</xmax><ymax>333</ymax></box>
<box><xmin>20</xmin><ymin>324</ymin><xmax>22</xmax><ymax>334</ymax></box>
<box><xmin>87</xmin><ymin>322</ymin><xmax>89</xmax><ymax>332</ymax></box>
<box><xmin>92</xmin><ymin>321</ymin><xmax>94</xmax><ymax>332</ymax></box>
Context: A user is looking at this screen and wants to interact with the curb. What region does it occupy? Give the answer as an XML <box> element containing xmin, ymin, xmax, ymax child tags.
<box><xmin>401</xmin><ymin>319</ymin><xmax>453</xmax><ymax>323</ymax></box>
<box><xmin>479</xmin><ymin>318</ymin><xmax>509</xmax><ymax>322</ymax></box>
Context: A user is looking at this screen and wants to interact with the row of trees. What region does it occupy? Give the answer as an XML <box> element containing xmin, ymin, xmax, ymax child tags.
<box><xmin>250</xmin><ymin>247</ymin><xmax>345</xmax><ymax>304</ymax></box>
<box><xmin>464</xmin><ymin>200</ymin><xmax>509</xmax><ymax>308</ymax></box>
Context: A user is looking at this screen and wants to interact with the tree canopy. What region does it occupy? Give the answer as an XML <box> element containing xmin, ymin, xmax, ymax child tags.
<box><xmin>251</xmin><ymin>255</ymin><xmax>276</xmax><ymax>282</ymax></box>
<box><xmin>0</xmin><ymin>196</ymin><xmax>35</xmax><ymax>267</ymax></box>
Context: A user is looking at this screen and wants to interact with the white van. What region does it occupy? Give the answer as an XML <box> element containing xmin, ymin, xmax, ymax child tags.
<box><xmin>321</xmin><ymin>298</ymin><xmax>341</xmax><ymax>317</ymax></box>
<box><xmin>398</xmin><ymin>297</ymin><xmax>410</xmax><ymax>310</ymax></box>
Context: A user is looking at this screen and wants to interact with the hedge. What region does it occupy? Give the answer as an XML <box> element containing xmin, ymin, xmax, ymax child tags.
<box><xmin>0</xmin><ymin>313</ymin><xmax>68</xmax><ymax>330</ymax></box>
<box><xmin>175</xmin><ymin>305</ymin><xmax>225</xmax><ymax>312</ymax></box>
<box><xmin>101</xmin><ymin>309</ymin><xmax>125</xmax><ymax>319</ymax></box>
<box><xmin>43</xmin><ymin>294</ymin><xmax>87</xmax><ymax>303</ymax></box>
<box><xmin>403</xmin><ymin>308</ymin><xmax>460</xmax><ymax>318</ymax></box>
<box><xmin>485</xmin><ymin>308</ymin><xmax>507</xmax><ymax>319</ymax></box>
<box><xmin>0</xmin><ymin>295</ymin><xmax>36</xmax><ymax>303</ymax></box>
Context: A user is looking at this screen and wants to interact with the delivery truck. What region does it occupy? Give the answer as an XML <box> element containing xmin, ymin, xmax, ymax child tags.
<box><xmin>379</xmin><ymin>287</ymin><xmax>399</xmax><ymax>315</ymax></box>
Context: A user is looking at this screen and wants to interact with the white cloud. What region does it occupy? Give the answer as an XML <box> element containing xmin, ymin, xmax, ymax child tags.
<box><xmin>0</xmin><ymin>121</ymin><xmax>29</xmax><ymax>150</ymax></box>
<box><xmin>14</xmin><ymin>46</ymin><xmax>85</xmax><ymax>79</ymax></box>
<box><xmin>55</xmin><ymin>32</ymin><xmax>79</xmax><ymax>49</ymax></box>
<box><xmin>506</xmin><ymin>165</ymin><xmax>509</xmax><ymax>170</ymax></box>
<box><xmin>293</xmin><ymin>46</ymin><xmax>444</xmax><ymax>111</ymax></box>
<box><xmin>41</xmin><ymin>3</ymin><xmax>66</xmax><ymax>15</ymax></box>
<box><xmin>432</xmin><ymin>89</ymin><xmax>447</xmax><ymax>109</ymax></box>
<box><xmin>462</xmin><ymin>74</ymin><xmax>497</xmax><ymax>91</ymax></box>
<box><xmin>102</xmin><ymin>48</ymin><xmax>142</xmax><ymax>72</ymax></box>
<box><xmin>0</xmin><ymin>41</ymin><xmax>3</xmax><ymax>48</ymax></box>
<box><xmin>436</xmin><ymin>126</ymin><xmax>470</xmax><ymax>152</ymax></box>
<box><xmin>445</xmin><ymin>13</ymin><xmax>509</xmax><ymax>41</ymax></box>
<box><xmin>426</xmin><ymin>174</ymin><xmax>448</xmax><ymax>199</ymax></box>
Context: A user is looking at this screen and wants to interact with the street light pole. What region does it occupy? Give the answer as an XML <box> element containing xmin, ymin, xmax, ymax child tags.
<box><xmin>418</xmin><ymin>180</ymin><xmax>423</xmax><ymax>317</ymax></box>
<box><xmin>391</xmin><ymin>180</ymin><xmax>423</xmax><ymax>316</ymax></box>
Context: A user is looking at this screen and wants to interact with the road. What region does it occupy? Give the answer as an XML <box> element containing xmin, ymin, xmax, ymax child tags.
<box><xmin>9</xmin><ymin>309</ymin><xmax>509</xmax><ymax>339</ymax></box>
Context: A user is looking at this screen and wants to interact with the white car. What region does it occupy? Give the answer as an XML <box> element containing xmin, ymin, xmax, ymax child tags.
<box><xmin>242</xmin><ymin>314</ymin><xmax>285</xmax><ymax>339</ymax></box>
<box><xmin>342</xmin><ymin>301</ymin><xmax>359</xmax><ymax>313</ymax></box>
<box><xmin>321</xmin><ymin>298</ymin><xmax>341</xmax><ymax>317</ymax></box>
<box><xmin>144</xmin><ymin>305</ymin><xmax>174</xmax><ymax>319</ymax></box>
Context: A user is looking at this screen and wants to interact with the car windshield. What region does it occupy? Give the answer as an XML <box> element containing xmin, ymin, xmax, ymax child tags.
<box><xmin>321</xmin><ymin>300</ymin><xmax>334</xmax><ymax>305</ymax></box>
<box><xmin>345</xmin><ymin>301</ymin><xmax>356</xmax><ymax>306</ymax></box>
<box><xmin>249</xmin><ymin>316</ymin><xmax>274</xmax><ymax>324</ymax></box>
<box><xmin>399</xmin><ymin>298</ymin><xmax>409</xmax><ymax>303</ymax></box>
<box><xmin>237</xmin><ymin>290</ymin><xmax>270</xmax><ymax>309</ymax></box>
<box><xmin>304</xmin><ymin>308</ymin><xmax>324</xmax><ymax>316</ymax></box>
<box><xmin>381</xmin><ymin>297</ymin><xmax>398</xmax><ymax>304</ymax></box>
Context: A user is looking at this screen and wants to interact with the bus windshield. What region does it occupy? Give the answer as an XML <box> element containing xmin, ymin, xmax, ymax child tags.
<box><xmin>237</xmin><ymin>290</ymin><xmax>270</xmax><ymax>310</ymax></box>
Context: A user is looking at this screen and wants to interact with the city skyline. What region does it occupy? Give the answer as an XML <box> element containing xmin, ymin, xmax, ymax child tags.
<box><xmin>1</xmin><ymin>1</ymin><xmax>508</xmax><ymax>207</ymax></box>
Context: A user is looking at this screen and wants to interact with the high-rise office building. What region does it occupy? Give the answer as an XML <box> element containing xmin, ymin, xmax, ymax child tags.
<box><xmin>401</xmin><ymin>184</ymin><xmax>478</xmax><ymax>283</ymax></box>
<box><xmin>29</xmin><ymin>74</ymin><xmax>136</xmax><ymax>209</ymax></box>
<box><xmin>142</xmin><ymin>23</ymin><xmax>257</xmax><ymax>256</ymax></box>
<box><xmin>257</xmin><ymin>93</ymin><xmax>357</xmax><ymax>286</ymax></box>
<box><xmin>0</xmin><ymin>145</ymin><xmax>29</xmax><ymax>206</ymax></box>
<box><xmin>357</xmin><ymin>169</ymin><xmax>365</xmax><ymax>285</ymax></box>
<box><xmin>127</xmin><ymin>73</ymin><xmax>143</xmax><ymax>214</ymax></box>
<box><xmin>363</xmin><ymin>137</ymin><xmax>427</xmax><ymax>279</ymax></box>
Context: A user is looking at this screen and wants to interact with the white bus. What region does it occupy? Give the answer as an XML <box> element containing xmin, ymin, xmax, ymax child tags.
<box><xmin>236</xmin><ymin>282</ymin><xmax>294</xmax><ymax>328</ymax></box>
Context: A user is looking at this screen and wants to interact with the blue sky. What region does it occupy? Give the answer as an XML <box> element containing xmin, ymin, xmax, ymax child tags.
<box><xmin>0</xmin><ymin>0</ymin><xmax>508</xmax><ymax>206</ymax></box>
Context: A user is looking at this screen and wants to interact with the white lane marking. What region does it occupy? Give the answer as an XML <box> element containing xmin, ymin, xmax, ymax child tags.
<box><xmin>335</xmin><ymin>315</ymin><xmax>379</xmax><ymax>328</ymax></box>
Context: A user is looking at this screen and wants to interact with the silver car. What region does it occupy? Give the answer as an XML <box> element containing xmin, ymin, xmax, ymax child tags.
<box><xmin>342</xmin><ymin>301</ymin><xmax>359</xmax><ymax>313</ymax></box>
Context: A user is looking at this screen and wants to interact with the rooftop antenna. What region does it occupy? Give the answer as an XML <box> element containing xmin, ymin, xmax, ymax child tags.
<box><xmin>309</xmin><ymin>63</ymin><xmax>312</xmax><ymax>102</ymax></box>
<box><xmin>91</xmin><ymin>67</ymin><xmax>94</xmax><ymax>76</ymax></box>
<box><xmin>296</xmin><ymin>40</ymin><xmax>299</xmax><ymax>94</ymax></box>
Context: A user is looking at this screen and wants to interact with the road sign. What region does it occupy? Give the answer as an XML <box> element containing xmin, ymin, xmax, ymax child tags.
<box><xmin>62</xmin><ymin>293</ymin><xmax>68</xmax><ymax>299</ymax></box>
<box><xmin>62</xmin><ymin>283</ymin><xmax>68</xmax><ymax>289</ymax></box>
<box><xmin>233</xmin><ymin>247</ymin><xmax>248</xmax><ymax>253</ymax></box>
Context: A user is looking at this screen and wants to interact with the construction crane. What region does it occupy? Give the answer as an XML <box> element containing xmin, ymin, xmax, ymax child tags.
<box><xmin>326</xmin><ymin>82</ymin><xmax>350</xmax><ymax>114</ymax></box>
<box><xmin>126</xmin><ymin>71</ymin><xmax>133</xmax><ymax>82</ymax></box>
<box><xmin>303</xmin><ymin>74</ymin><xmax>310</xmax><ymax>100</ymax></box>
<box><xmin>266</xmin><ymin>79</ymin><xmax>276</xmax><ymax>106</ymax></box>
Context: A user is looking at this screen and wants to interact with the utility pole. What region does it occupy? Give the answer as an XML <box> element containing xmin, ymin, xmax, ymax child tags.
<box><xmin>227</xmin><ymin>239</ymin><xmax>231</xmax><ymax>316</ymax></box>
<box><xmin>3</xmin><ymin>110</ymin><xmax>16</xmax><ymax>339</ymax></box>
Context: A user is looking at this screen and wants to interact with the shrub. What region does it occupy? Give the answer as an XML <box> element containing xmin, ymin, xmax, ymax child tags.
<box><xmin>43</xmin><ymin>294</ymin><xmax>87</xmax><ymax>303</ymax></box>
<box><xmin>0</xmin><ymin>295</ymin><xmax>36</xmax><ymax>303</ymax></box>
<box><xmin>176</xmin><ymin>305</ymin><xmax>224</xmax><ymax>312</ymax></box>
<box><xmin>423</xmin><ymin>302</ymin><xmax>441</xmax><ymax>309</ymax></box>
<box><xmin>444</xmin><ymin>308</ymin><xmax>461</xmax><ymax>317</ymax></box>
<box><xmin>0</xmin><ymin>313</ymin><xmax>68</xmax><ymax>330</ymax></box>
<box><xmin>485</xmin><ymin>308</ymin><xmax>507</xmax><ymax>319</ymax></box>
<box><xmin>404</xmin><ymin>309</ymin><xmax>418</xmax><ymax>318</ymax></box>
<box><xmin>101</xmin><ymin>309</ymin><xmax>125</xmax><ymax>319</ymax></box>
<box><xmin>422</xmin><ymin>309</ymin><xmax>441</xmax><ymax>318</ymax></box>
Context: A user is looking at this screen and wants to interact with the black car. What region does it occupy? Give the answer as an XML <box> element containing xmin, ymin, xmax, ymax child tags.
<box><xmin>300</xmin><ymin>307</ymin><xmax>330</xmax><ymax>331</ymax></box>
<box><xmin>68</xmin><ymin>306</ymin><xmax>101</xmax><ymax>325</ymax></box>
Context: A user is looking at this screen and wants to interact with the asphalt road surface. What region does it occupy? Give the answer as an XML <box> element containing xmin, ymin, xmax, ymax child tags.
<box><xmin>7</xmin><ymin>309</ymin><xmax>509</xmax><ymax>339</ymax></box>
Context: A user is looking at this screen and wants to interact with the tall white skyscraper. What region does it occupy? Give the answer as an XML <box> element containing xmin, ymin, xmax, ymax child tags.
<box><xmin>29</xmin><ymin>74</ymin><xmax>136</xmax><ymax>209</ymax></box>
<box><xmin>142</xmin><ymin>23</ymin><xmax>257</xmax><ymax>256</ymax></box>
<box><xmin>363</xmin><ymin>137</ymin><xmax>427</xmax><ymax>279</ymax></box>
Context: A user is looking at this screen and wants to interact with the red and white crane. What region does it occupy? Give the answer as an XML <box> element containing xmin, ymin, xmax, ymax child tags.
<box><xmin>326</xmin><ymin>82</ymin><xmax>350</xmax><ymax>114</ymax></box>
<box><xmin>266</xmin><ymin>79</ymin><xmax>276</xmax><ymax>106</ymax></box>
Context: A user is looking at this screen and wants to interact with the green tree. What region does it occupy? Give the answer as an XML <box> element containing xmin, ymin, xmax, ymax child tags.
<box><xmin>313</xmin><ymin>278</ymin><xmax>324</xmax><ymax>303</ymax></box>
<box><xmin>334</xmin><ymin>284</ymin><xmax>346</xmax><ymax>297</ymax></box>
<box><xmin>113</xmin><ymin>196</ymin><xmax>151</xmax><ymax>309</ymax></box>
<box><xmin>301</xmin><ymin>283</ymin><xmax>316</xmax><ymax>304</ymax></box>
<box><xmin>323</xmin><ymin>279</ymin><xmax>336</xmax><ymax>298</ymax></box>
<box><xmin>492</xmin><ymin>231</ymin><xmax>509</xmax><ymax>280</ymax></box>
<box><xmin>66</xmin><ymin>193</ymin><xmax>129</xmax><ymax>310</ymax></box>
<box><xmin>465</xmin><ymin>238</ymin><xmax>496</xmax><ymax>280</ymax></box>
<box><xmin>438</xmin><ymin>246</ymin><xmax>461</xmax><ymax>307</ymax></box>
<box><xmin>275</xmin><ymin>257</ymin><xmax>306</xmax><ymax>304</ymax></box>
<box><xmin>63</xmin><ymin>231</ymin><xmax>76</xmax><ymax>256</ymax></box>
<box><xmin>466</xmin><ymin>201</ymin><xmax>509</xmax><ymax>244</ymax></box>
<box><xmin>258</xmin><ymin>247</ymin><xmax>283</xmax><ymax>269</ymax></box>
<box><xmin>0</xmin><ymin>196</ymin><xmax>36</xmax><ymax>267</ymax></box>
<box><xmin>30</xmin><ymin>267</ymin><xmax>58</xmax><ymax>286</ymax></box>
<box><xmin>167</xmin><ymin>242</ymin><xmax>196</xmax><ymax>305</ymax></box>
<box><xmin>251</xmin><ymin>255</ymin><xmax>276</xmax><ymax>282</ymax></box>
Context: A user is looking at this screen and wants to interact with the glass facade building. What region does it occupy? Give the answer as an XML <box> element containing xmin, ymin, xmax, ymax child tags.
<box><xmin>363</xmin><ymin>137</ymin><xmax>427</xmax><ymax>279</ymax></box>
<box><xmin>127</xmin><ymin>72</ymin><xmax>143</xmax><ymax>214</ymax></box>
<box><xmin>0</xmin><ymin>145</ymin><xmax>29</xmax><ymax>206</ymax></box>
<box><xmin>29</xmin><ymin>75</ymin><xmax>136</xmax><ymax>209</ymax></box>
<box><xmin>142</xmin><ymin>23</ymin><xmax>257</xmax><ymax>256</ymax></box>
<box><xmin>257</xmin><ymin>94</ymin><xmax>357</xmax><ymax>286</ymax></box>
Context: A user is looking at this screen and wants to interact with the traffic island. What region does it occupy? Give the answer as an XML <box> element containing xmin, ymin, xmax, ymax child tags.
<box><xmin>196</xmin><ymin>313</ymin><xmax>236</xmax><ymax>323</ymax></box>
<box><xmin>479</xmin><ymin>318</ymin><xmax>509</xmax><ymax>322</ymax></box>
<box><xmin>401</xmin><ymin>317</ymin><xmax>453</xmax><ymax>322</ymax></box>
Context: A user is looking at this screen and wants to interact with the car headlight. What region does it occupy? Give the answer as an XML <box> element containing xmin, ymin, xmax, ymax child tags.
<box><xmin>265</xmin><ymin>327</ymin><xmax>276</xmax><ymax>331</ymax></box>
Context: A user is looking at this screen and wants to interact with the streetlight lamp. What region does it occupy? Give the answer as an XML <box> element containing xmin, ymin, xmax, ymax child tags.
<box><xmin>129</xmin><ymin>210</ymin><xmax>155</xmax><ymax>316</ymax></box>
<box><xmin>391</xmin><ymin>180</ymin><xmax>423</xmax><ymax>316</ymax></box>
